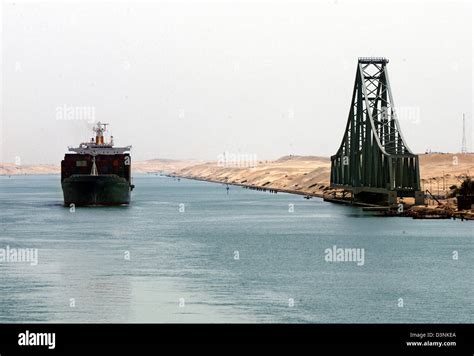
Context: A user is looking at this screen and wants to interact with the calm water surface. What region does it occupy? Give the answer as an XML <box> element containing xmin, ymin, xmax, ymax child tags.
<box><xmin>0</xmin><ymin>175</ymin><xmax>472</xmax><ymax>323</ymax></box>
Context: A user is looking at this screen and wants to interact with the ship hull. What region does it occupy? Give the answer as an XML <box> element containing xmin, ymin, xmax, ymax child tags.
<box><xmin>62</xmin><ymin>174</ymin><xmax>131</xmax><ymax>206</ymax></box>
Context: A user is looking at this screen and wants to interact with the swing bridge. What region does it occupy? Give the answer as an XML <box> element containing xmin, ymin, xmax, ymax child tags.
<box><xmin>330</xmin><ymin>57</ymin><xmax>423</xmax><ymax>205</ymax></box>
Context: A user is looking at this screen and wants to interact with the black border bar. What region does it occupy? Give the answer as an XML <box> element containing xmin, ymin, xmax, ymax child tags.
<box><xmin>0</xmin><ymin>323</ymin><xmax>472</xmax><ymax>354</ymax></box>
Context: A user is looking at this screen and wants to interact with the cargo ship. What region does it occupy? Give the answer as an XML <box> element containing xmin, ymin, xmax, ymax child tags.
<box><xmin>61</xmin><ymin>122</ymin><xmax>134</xmax><ymax>206</ymax></box>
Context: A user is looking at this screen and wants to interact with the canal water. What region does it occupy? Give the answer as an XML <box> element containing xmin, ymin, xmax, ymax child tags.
<box><xmin>0</xmin><ymin>175</ymin><xmax>472</xmax><ymax>323</ymax></box>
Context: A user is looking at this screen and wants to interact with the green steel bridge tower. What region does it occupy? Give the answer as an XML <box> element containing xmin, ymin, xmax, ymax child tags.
<box><xmin>330</xmin><ymin>57</ymin><xmax>423</xmax><ymax>205</ymax></box>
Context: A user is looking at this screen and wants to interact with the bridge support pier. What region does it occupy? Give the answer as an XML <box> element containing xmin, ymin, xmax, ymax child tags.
<box><xmin>414</xmin><ymin>191</ymin><xmax>425</xmax><ymax>205</ymax></box>
<box><xmin>351</xmin><ymin>188</ymin><xmax>397</xmax><ymax>206</ymax></box>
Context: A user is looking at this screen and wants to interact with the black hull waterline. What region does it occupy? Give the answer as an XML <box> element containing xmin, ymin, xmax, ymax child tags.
<box><xmin>62</xmin><ymin>174</ymin><xmax>131</xmax><ymax>206</ymax></box>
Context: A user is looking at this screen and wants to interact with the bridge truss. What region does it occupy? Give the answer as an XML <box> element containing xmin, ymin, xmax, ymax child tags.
<box><xmin>330</xmin><ymin>58</ymin><xmax>423</xmax><ymax>205</ymax></box>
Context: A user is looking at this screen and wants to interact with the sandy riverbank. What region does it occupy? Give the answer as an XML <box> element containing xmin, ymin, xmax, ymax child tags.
<box><xmin>171</xmin><ymin>153</ymin><xmax>473</xmax><ymax>200</ymax></box>
<box><xmin>174</xmin><ymin>155</ymin><xmax>331</xmax><ymax>197</ymax></box>
<box><xmin>1</xmin><ymin>153</ymin><xmax>472</xmax><ymax>200</ymax></box>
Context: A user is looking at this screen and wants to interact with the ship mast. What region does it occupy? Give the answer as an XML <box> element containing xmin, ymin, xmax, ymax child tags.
<box><xmin>93</xmin><ymin>122</ymin><xmax>109</xmax><ymax>145</ymax></box>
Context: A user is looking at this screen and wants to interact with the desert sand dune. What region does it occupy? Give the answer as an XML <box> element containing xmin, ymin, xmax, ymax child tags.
<box><xmin>174</xmin><ymin>153</ymin><xmax>473</xmax><ymax>198</ymax></box>
<box><xmin>1</xmin><ymin>154</ymin><xmax>472</xmax><ymax>199</ymax></box>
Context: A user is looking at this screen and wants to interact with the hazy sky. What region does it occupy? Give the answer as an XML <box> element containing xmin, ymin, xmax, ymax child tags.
<box><xmin>1</xmin><ymin>0</ymin><xmax>472</xmax><ymax>164</ymax></box>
